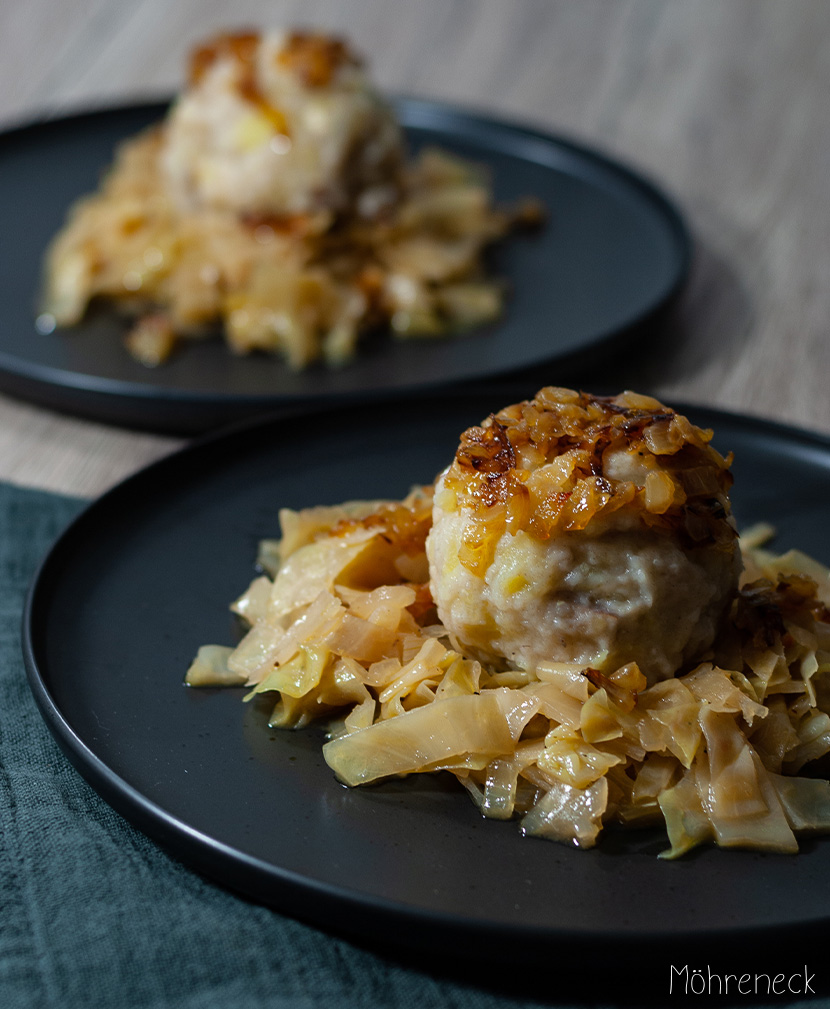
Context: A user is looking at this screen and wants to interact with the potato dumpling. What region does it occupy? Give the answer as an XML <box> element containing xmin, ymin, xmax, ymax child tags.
<box><xmin>162</xmin><ymin>30</ymin><xmax>404</xmax><ymax>218</ymax></box>
<box><xmin>426</xmin><ymin>387</ymin><xmax>742</xmax><ymax>683</ymax></box>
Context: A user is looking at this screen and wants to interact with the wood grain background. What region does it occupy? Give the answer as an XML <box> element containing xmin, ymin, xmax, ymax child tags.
<box><xmin>2</xmin><ymin>0</ymin><xmax>828</xmax><ymax>496</ymax></box>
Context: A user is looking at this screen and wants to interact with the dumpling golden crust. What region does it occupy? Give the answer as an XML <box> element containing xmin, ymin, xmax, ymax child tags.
<box><xmin>426</xmin><ymin>387</ymin><xmax>742</xmax><ymax>682</ymax></box>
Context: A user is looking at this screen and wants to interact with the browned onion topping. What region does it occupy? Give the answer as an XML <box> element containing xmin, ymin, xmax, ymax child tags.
<box><xmin>277</xmin><ymin>32</ymin><xmax>360</xmax><ymax>87</ymax></box>
<box><xmin>442</xmin><ymin>388</ymin><xmax>737</xmax><ymax>567</ymax></box>
<box><xmin>331</xmin><ymin>489</ymin><xmax>434</xmax><ymax>558</ymax></box>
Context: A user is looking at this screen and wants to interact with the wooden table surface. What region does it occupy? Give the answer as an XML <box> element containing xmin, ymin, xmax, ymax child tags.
<box><xmin>2</xmin><ymin>0</ymin><xmax>828</xmax><ymax>498</ymax></box>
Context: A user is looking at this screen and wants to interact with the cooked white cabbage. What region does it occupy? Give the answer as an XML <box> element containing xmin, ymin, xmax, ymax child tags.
<box><xmin>186</xmin><ymin>487</ymin><xmax>830</xmax><ymax>856</ymax></box>
<box><xmin>185</xmin><ymin>391</ymin><xmax>830</xmax><ymax>857</ymax></box>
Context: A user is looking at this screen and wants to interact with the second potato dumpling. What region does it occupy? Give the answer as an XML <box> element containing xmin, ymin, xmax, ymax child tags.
<box><xmin>426</xmin><ymin>387</ymin><xmax>742</xmax><ymax>684</ymax></box>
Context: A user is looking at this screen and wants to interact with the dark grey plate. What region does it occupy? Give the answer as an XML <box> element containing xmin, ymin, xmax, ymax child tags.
<box><xmin>1</xmin><ymin>100</ymin><xmax>689</xmax><ymax>434</ymax></box>
<box><xmin>22</xmin><ymin>389</ymin><xmax>830</xmax><ymax>983</ymax></box>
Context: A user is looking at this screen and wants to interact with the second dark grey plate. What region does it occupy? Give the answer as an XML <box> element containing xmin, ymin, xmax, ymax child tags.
<box><xmin>23</xmin><ymin>389</ymin><xmax>830</xmax><ymax>981</ymax></box>
<box><xmin>0</xmin><ymin>100</ymin><xmax>689</xmax><ymax>433</ymax></box>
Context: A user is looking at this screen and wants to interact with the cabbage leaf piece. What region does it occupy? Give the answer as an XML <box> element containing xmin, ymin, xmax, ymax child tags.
<box><xmin>323</xmin><ymin>688</ymin><xmax>539</xmax><ymax>785</ymax></box>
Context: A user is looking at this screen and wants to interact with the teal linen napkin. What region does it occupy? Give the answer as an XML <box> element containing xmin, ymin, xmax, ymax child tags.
<box><xmin>0</xmin><ymin>481</ymin><xmax>576</xmax><ymax>1009</ymax></box>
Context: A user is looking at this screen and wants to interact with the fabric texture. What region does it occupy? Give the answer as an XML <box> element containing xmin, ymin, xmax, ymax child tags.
<box><xmin>0</xmin><ymin>481</ymin><xmax>569</xmax><ymax>1009</ymax></box>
